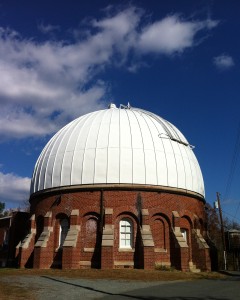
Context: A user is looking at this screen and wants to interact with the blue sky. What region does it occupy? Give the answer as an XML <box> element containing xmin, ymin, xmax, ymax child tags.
<box><xmin>0</xmin><ymin>0</ymin><xmax>239</xmax><ymax>224</ymax></box>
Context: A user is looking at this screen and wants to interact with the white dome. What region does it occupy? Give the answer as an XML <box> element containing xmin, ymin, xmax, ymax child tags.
<box><xmin>30</xmin><ymin>105</ymin><xmax>204</xmax><ymax>197</ymax></box>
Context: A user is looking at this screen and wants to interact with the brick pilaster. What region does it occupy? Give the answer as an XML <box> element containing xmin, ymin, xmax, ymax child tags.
<box><xmin>101</xmin><ymin>208</ymin><xmax>114</xmax><ymax>269</ymax></box>
<box><xmin>141</xmin><ymin>209</ymin><xmax>155</xmax><ymax>269</ymax></box>
<box><xmin>62</xmin><ymin>209</ymin><xmax>80</xmax><ymax>269</ymax></box>
<box><xmin>33</xmin><ymin>211</ymin><xmax>53</xmax><ymax>269</ymax></box>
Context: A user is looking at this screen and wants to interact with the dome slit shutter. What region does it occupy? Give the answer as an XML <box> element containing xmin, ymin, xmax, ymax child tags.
<box><xmin>70</xmin><ymin>114</ymin><xmax>89</xmax><ymax>185</ymax></box>
<box><xmin>124</xmin><ymin>109</ymin><xmax>134</xmax><ymax>184</ymax></box>
<box><xmin>131</xmin><ymin>110</ymin><xmax>146</xmax><ymax>184</ymax></box>
<box><xmin>52</xmin><ymin>119</ymin><xmax>77</xmax><ymax>188</ymax></box>
<box><xmin>61</xmin><ymin>118</ymin><xmax>82</xmax><ymax>187</ymax></box>
<box><xmin>145</xmin><ymin>113</ymin><xmax>169</xmax><ymax>186</ymax></box>
<box><xmin>140</xmin><ymin>112</ymin><xmax>158</xmax><ymax>185</ymax></box>
<box><xmin>43</xmin><ymin>126</ymin><xmax>69</xmax><ymax>190</ymax></box>
<box><xmin>81</xmin><ymin>112</ymin><xmax>100</xmax><ymax>184</ymax></box>
<box><xmin>94</xmin><ymin>110</ymin><xmax>108</xmax><ymax>184</ymax></box>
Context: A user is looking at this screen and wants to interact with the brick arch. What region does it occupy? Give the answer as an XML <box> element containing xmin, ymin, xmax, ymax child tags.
<box><xmin>83</xmin><ymin>211</ymin><xmax>100</xmax><ymax>218</ymax></box>
<box><xmin>180</xmin><ymin>212</ymin><xmax>194</xmax><ymax>227</ymax></box>
<box><xmin>114</xmin><ymin>212</ymin><xmax>141</xmax><ymax>269</ymax></box>
<box><xmin>82</xmin><ymin>213</ymin><xmax>100</xmax><ymax>249</ymax></box>
<box><xmin>179</xmin><ymin>215</ymin><xmax>193</xmax><ymax>264</ymax></box>
<box><xmin>55</xmin><ymin>212</ymin><xmax>69</xmax><ymax>221</ymax></box>
<box><xmin>54</xmin><ymin>213</ymin><xmax>69</xmax><ymax>249</ymax></box>
<box><xmin>50</xmin><ymin>213</ymin><xmax>69</xmax><ymax>268</ymax></box>
<box><xmin>151</xmin><ymin>214</ymin><xmax>170</xmax><ymax>251</ymax></box>
<box><xmin>115</xmin><ymin>212</ymin><xmax>139</xmax><ymax>250</ymax></box>
<box><xmin>116</xmin><ymin>211</ymin><xmax>139</xmax><ymax>223</ymax></box>
<box><xmin>81</xmin><ymin>213</ymin><xmax>101</xmax><ymax>268</ymax></box>
<box><xmin>179</xmin><ymin>216</ymin><xmax>192</xmax><ymax>233</ymax></box>
<box><xmin>152</xmin><ymin>212</ymin><xmax>171</xmax><ymax>225</ymax></box>
<box><xmin>193</xmin><ymin>215</ymin><xmax>202</xmax><ymax>230</ymax></box>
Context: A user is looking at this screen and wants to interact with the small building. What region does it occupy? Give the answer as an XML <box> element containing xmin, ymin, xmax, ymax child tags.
<box><xmin>18</xmin><ymin>104</ymin><xmax>211</xmax><ymax>271</ymax></box>
<box><xmin>0</xmin><ymin>212</ymin><xmax>29</xmax><ymax>267</ymax></box>
<box><xmin>226</xmin><ymin>229</ymin><xmax>240</xmax><ymax>271</ymax></box>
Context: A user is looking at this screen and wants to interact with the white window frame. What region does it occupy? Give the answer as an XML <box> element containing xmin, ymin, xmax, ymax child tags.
<box><xmin>59</xmin><ymin>218</ymin><xmax>69</xmax><ymax>248</ymax></box>
<box><xmin>119</xmin><ymin>218</ymin><xmax>133</xmax><ymax>249</ymax></box>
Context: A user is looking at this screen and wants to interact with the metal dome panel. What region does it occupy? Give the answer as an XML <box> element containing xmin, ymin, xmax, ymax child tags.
<box><xmin>30</xmin><ymin>106</ymin><xmax>205</xmax><ymax>197</ymax></box>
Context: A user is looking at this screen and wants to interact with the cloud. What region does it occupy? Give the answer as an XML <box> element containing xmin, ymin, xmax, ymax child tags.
<box><xmin>0</xmin><ymin>7</ymin><xmax>218</xmax><ymax>140</ymax></box>
<box><xmin>38</xmin><ymin>23</ymin><xmax>60</xmax><ymax>34</ymax></box>
<box><xmin>213</xmin><ymin>54</ymin><xmax>235</xmax><ymax>70</ymax></box>
<box><xmin>138</xmin><ymin>15</ymin><xmax>218</xmax><ymax>54</ymax></box>
<box><xmin>0</xmin><ymin>172</ymin><xmax>31</xmax><ymax>207</ymax></box>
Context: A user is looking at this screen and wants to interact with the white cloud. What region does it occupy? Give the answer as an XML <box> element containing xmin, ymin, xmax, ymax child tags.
<box><xmin>0</xmin><ymin>172</ymin><xmax>31</xmax><ymax>207</ymax></box>
<box><xmin>213</xmin><ymin>54</ymin><xmax>235</xmax><ymax>70</ymax></box>
<box><xmin>38</xmin><ymin>23</ymin><xmax>60</xmax><ymax>34</ymax></box>
<box><xmin>138</xmin><ymin>15</ymin><xmax>219</xmax><ymax>54</ymax></box>
<box><xmin>139</xmin><ymin>16</ymin><xmax>196</xmax><ymax>54</ymax></box>
<box><xmin>0</xmin><ymin>7</ymin><xmax>218</xmax><ymax>140</ymax></box>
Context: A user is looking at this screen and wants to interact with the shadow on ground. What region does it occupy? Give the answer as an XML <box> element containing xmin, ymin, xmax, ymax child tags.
<box><xmin>41</xmin><ymin>275</ymin><xmax>235</xmax><ymax>300</ymax></box>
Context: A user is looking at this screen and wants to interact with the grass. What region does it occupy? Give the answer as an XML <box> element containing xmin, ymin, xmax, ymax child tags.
<box><xmin>0</xmin><ymin>268</ymin><xmax>226</xmax><ymax>299</ymax></box>
<box><xmin>0</xmin><ymin>267</ymin><xmax>226</xmax><ymax>280</ymax></box>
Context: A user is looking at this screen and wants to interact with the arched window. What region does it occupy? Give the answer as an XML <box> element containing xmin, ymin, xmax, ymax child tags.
<box><xmin>59</xmin><ymin>218</ymin><xmax>69</xmax><ymax>248</ymax></box>
<box><xmin>119</xmin><ymin>218</ymin><xmax>133</xmax><ymax>249</ymax></box>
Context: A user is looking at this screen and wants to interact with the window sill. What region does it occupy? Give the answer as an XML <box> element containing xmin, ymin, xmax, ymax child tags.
<box><xmin>118</xmin><ymin>248</ymin><xmax>135</xmax><ymax>252</ymax></box>
<box><xmin>84</xmin><ymin>247</ymin><xmax>95</xmax><ymax>252</ymax></box>
<box><xmin>154</xmin><ymin>248</ymin><xmax>167</xmax><ymax>253</ymax></box>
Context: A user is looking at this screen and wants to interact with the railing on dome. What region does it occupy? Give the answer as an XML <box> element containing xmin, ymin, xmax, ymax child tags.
<box><xmin>119</xmin><ymin>103</ymin><xmax>192</xmax><ymax>148</ymax></box>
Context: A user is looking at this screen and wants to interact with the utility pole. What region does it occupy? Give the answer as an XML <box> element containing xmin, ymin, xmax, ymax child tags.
<box><xmin>216</xmin><ymin>192</ymin><xmax>227</xmax><ymax>270</ymax></box>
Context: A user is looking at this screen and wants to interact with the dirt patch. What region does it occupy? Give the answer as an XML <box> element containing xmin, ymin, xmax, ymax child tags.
<box><xmin>0</xmin><ymin>280</ymin><xmax>37</xmax><ymax>300</ymax></box>
<box><xmin>0</xmin><ymin>268</ymin><xmax>225</xmax><ymax>281</ymax></box>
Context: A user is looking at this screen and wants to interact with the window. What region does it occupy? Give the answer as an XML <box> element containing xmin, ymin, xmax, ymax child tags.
<box><xmin>119</xmin><ymin>218</ymin><xmax>133</xmax><ymax>248</ymax></box>
<box><xmin>59</xmin><ymin>218</ymin><xmax>69</xmax><ymax>248</ymax></box>
<box><xmin>180</xmin><ymin>228</ymin><xmax>187</xmax><ymax>243</ymax></box>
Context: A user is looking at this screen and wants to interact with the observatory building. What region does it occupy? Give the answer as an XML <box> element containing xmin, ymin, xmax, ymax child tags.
<box><xmin>18</xmin><ymin>104</ymin><xmax>211</xmax><ymax>271</ymax></box>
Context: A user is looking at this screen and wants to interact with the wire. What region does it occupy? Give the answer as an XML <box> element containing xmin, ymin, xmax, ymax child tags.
<box><xmin>223</xmin><ymin>121</ymin><xmax>240</xmax><ymax>219</ymax></box>
<box><xmin>222</xmin><ymin>209</ymin><xmax>240</xmax><ymax>223</ymax></box>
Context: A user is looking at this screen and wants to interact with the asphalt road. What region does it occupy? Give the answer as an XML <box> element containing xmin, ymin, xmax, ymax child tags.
<box><xmin>1</xmin><ymin>273</ymin><xmax>239</xmax><ymax>300</ymax></box>
<box><xmin>99</xmin><ymin>276</ymin><xmax>240</xmax><ymax>300</ymax></box>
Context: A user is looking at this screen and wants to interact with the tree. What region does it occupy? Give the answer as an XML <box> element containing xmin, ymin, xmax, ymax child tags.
<box><xmin>0</xmin><ymin>201</ymin><xmax>5</xmax><ymax>217</ymax></box>
<box><xmin>205</xmin><ymin>203</ymin><xmax>222</xmax><ymax>247</ymax></box>
<box><xmin>223</xmin><ymin>217</ymin><xmax>240</xmax><ymax>231</ymax></box>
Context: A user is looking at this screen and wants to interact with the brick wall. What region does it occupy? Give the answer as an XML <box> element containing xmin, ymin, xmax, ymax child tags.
<box><xmin>17</xmin><ymin>188</ymin><xmax>211</xmax><ymax>271</ymax></box>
